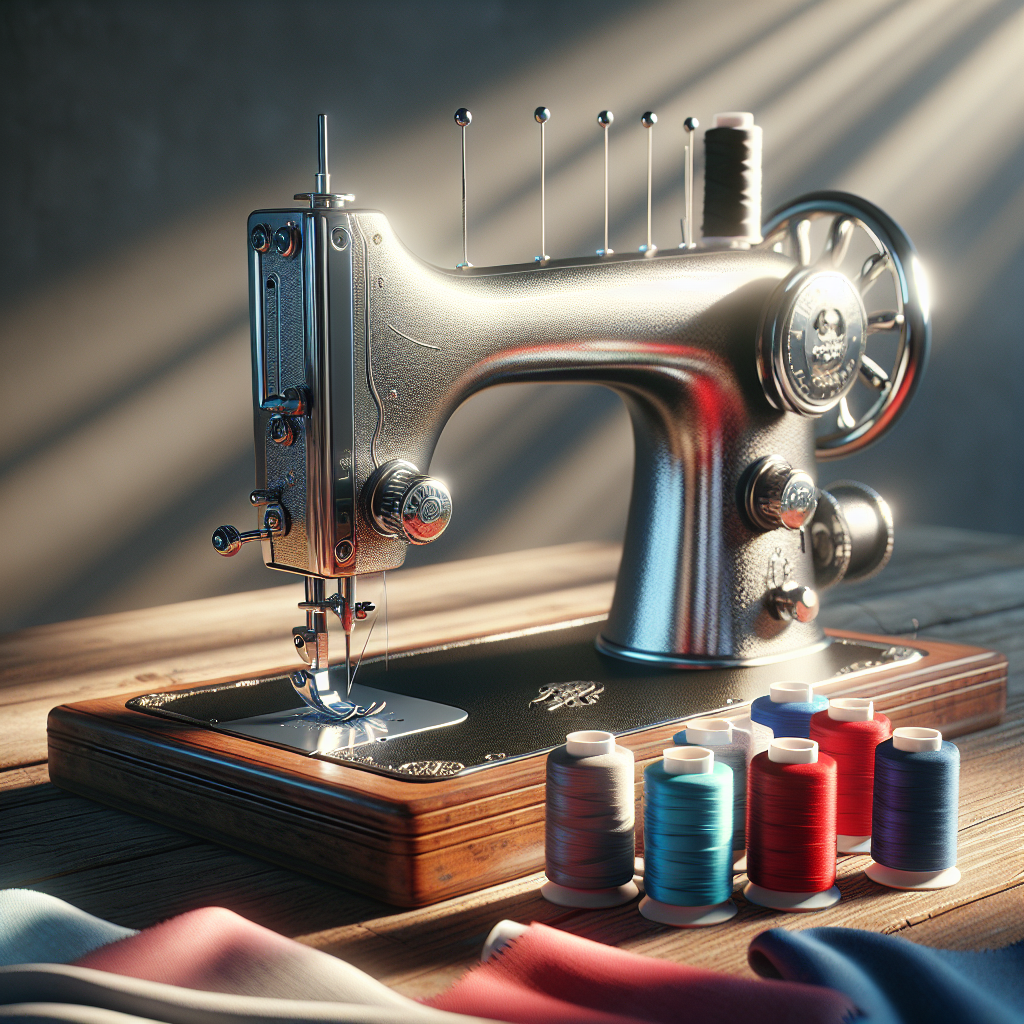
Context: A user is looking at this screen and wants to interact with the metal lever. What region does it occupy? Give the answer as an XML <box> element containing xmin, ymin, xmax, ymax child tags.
<box><xmin>212</xmin><ymin>503</ymin><xmax>287</xmax><ymax>556</ymax></box>
<box><xmin>260</xmin><ymin>386</ymin><xmax>307</xmax><ymax>415</ymax></box>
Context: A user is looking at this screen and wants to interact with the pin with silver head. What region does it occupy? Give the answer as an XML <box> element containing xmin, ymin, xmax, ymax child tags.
<box><xmin>534</xmin><ymin>106</ymin><xmax>551</xmax><ymax>262</ymax></box>
<box><xmin>454</xmin><ymin>108</ymin><xmax>473</xmax><ymax>269</ymax></box>
<box><xmin>680</xmin><ymin>116</ymin><xmax>699</xmax><ymax>249</ymax></box>
<box><xmin>639</xmin><ymin>111</ymin><xmax>658</xmax><ymax>254</ymax></box>
<box><xmin>596</xmin><ymin>110</ymin><xmax>614</xmax><ymax>256</ymax></box>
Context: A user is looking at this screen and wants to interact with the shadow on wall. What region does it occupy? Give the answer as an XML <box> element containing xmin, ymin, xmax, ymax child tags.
<box><xmin>1</xmin><ymin>0</ymin><xmax>1023</xmax><ymax>631</ymax></box>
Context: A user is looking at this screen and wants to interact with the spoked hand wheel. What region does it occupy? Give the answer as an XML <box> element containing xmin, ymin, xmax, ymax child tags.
<box><xmin>760</xmin><ymin>191</ymin><xmax>931</xmax><ymax>459</ymax></box>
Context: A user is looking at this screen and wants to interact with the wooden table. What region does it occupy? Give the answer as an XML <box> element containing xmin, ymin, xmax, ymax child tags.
<box><xmin>2</xmin><ymin>525</ymin><xmax>1022</xmax><ymax>999</ymax></box>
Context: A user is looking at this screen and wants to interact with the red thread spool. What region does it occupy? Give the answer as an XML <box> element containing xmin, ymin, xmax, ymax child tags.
<box><xmin>810</xmin><ymin>698</ymin><xmax>891</xmax><ymax>854</ymax></box>
<box><xmin>745</xmin><ymin>737</ymin><xmax>839</xmax><ymax>912</ymax></box>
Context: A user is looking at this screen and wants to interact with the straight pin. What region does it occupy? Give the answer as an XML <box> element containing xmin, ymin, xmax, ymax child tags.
<box><xmin>454</xmin><ymin>108</ymin><xmax>472</xmax><ymax>268</ymax></box>
<box><xmin>640</xmin><ymin>111</ymin><xmax>658</xmax><ymax>254</ymax></box>
<box><xmin>534</xmin><ymin>106</ymin><xmax>551</xmax><ymax>262</ymax></box>
<box><xmin>680</xmin><ymin>116</ymin><xmax>699</xmax><ymax>249</ymax></box>
<box><xmin>597</xmin><ymin>110</ymin><xmax>614</xmax><ymax>256</ymax></box>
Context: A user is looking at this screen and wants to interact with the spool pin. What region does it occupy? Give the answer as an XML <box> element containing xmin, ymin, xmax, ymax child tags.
<box><xmin>865</xmin><ymin>727</ymin><xmax>961</xmax><ymax>891</ymax></box>
<box><xmin>639</xmin><ymin>747</ymin><xmax>737</xmax><ymax>927</ymax></box>
<box><xmin>744</xmin><ymin>738</ymin><xmax>841</xmax><ymax>913</ymax></box>
<box><xmin>541</xmin><ymin>730</ymin><xmax>640</xmax><ymax>908</ymax></box>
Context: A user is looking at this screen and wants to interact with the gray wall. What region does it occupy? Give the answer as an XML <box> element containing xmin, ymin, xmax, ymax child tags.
<box><xmin>2</xmin><ymin>0</ymin><xmax>1023</xmax><ymax>632</ymax></box>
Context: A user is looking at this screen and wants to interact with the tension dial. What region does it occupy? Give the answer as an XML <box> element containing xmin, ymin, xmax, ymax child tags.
<box><xmin>759</xmin><ymin>192</ymin><xmax>930</xmax><ymax>459</ymax></box>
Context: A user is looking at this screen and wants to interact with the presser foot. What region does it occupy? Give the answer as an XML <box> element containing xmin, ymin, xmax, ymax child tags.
<box><xmin>290</xmin><ymin>668</ymin><xmax>386</xmax><ymax>721</ymax></box>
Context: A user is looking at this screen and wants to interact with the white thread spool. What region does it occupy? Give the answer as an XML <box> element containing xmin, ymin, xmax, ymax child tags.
<box><xmin>677</xmin><ymin>716</ymin><xmax>751</xmax><ymax>870</ymax></box>
<box><xmin>541</xmin><ymin>730</ymin><xmax>639</xmax><ymax>908</ymax></box>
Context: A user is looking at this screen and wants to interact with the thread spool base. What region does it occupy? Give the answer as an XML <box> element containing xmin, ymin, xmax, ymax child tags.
<box><xmin>838</xmin><ymin>834</ymin><xmax>872</xmax><ymax>855</ymax></box>
<box><xmin>865</xmin><ymin>862</ymin><xmax>961</xmax><ymax>890</ymax></box>
<box><xmin>639</xmin><ymin>896</ymin><xmax>737</xmax><ymax>928</ymax></box>
<box><xmin>743</xmin><ymin>881</ymin><xmax>841</xmax><ymax>912</ymax></box>
<box><xmin>541</xmin><ymin>878</ymin><xmax>639</xmax><ymax>908</ymax></box>
<box><xmin>733</xmin><ymin>851</ymin><xmax>747</xmax><ymax>873</ymax></box>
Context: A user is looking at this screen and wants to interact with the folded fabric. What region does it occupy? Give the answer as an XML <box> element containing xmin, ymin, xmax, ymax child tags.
<box><xmin>0</xmin><ymin>892</ymin><xmax>136</xmax><ymax>968</ymax></box>
<box><xmin>749</xmin><ymin>926</ymin><xmax>1024</xmax><ymax>1024</ymax></box>
<box><xmin>424</xmin><ymin>920</ymin><xmax>859</xmax><ymax>1024</ymax></box>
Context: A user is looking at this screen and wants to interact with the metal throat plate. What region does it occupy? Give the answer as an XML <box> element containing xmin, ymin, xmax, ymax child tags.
<box><xmin>128</xmin><ymin>617</ymin><xmax>921</xmax><ymax>780</ymax></box>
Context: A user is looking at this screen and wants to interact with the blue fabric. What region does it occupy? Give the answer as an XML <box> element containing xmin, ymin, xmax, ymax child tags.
<box><xmin>0</xmin><ymin>890</ymin><xmax>136</xmax><ymax>967</ymax></box>
<box><xmin>748</xmin><ymin>926</ymin><xmax>1024</xmax><ymax>1024</ymax></box>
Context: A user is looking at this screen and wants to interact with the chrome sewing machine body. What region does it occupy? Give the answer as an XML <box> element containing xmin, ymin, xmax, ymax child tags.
<box><xmin>194</xmin><ymin>110</ymin><xmax>930</xmax><ymax>774</ymax></box>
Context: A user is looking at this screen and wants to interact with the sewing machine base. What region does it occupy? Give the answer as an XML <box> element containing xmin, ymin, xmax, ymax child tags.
<box><xmin>47</xmin><ymin>623</ymin><xmax>1006</xmax><ymax>907</ymax></box>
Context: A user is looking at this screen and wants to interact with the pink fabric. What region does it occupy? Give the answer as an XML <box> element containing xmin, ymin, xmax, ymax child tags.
<box><xmin>423</xmin><ymin>922</ymin><xmax>858</xmax><ymax>1024</ymax></box>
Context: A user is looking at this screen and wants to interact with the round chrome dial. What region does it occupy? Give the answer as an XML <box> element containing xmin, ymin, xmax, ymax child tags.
<box><xmin>745</xmin><ymin>455</ymin><xmax>819</xmax><ymax>531</ymax></box>
<box><xmin>758</xmin><ymin>268</ymin><xmax>867</xmax><ymax>417</ymax></box>
<box><xmin>366</xmin><ymin>460</ymin><xmax>452</xmax><ymax>546</ymax></box>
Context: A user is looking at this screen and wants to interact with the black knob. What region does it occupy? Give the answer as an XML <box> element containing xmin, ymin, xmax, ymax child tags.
<box><xmin>273</xmin><ymin>225</ymin><xmax>299</xmax><ymax>257</ymax></box>
<box><xmin>212</xmin><ymin>525</ymin><xmax>243</xmax><ymax>556</ymax></box>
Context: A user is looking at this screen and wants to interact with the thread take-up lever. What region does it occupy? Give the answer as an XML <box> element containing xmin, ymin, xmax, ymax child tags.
<box><xmin>294</xmin><ymin>113</ymin><xmax>355</xmax><ymax>209</ymax></box>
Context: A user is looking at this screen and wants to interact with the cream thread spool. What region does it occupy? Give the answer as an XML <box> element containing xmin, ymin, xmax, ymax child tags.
<box><xmin>542</xmin><ymin>730</ymin><xmax>639</xmax><ymax>908</ymax></box>
<box><xmin>676</xmin><ymin>717</ymin><xmax>751</xmax><ymax>871</ymax></box>
<box><xmin>639</xmin><ymin>746</ymin><xmax>737</xmax><ymax>927</ymax></box>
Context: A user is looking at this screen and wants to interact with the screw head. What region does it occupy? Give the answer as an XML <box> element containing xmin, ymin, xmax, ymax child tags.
<box><xmin>269</xmin><ymin>414</ymin><xmax>294</xmax><ymax>446</ymax></box>
<box><xmin>250</xmin><ymin>224</ymin><xmax>272</xmax><ymax>253</ymax></box>
<box><xmin>534</xmin><ymin>106</ymin><xmax>551</xmax><ymax>124</ymax></box>
<box><xmin>330</xmin><ymin>226</ymin><xmax>349</xmax><ymax>250</ymax></box>
<box><xmin>641</xmin><ymin>111</ymin><xmax>657</xmax><ymax>128</ymax></box>
<box><xmin>273</xmin><ymin>225</ymin><xmax>298</xmax><ymax>257</ymax></box>
<box><xmin>597</xmin><ymin>110</ymin><xmax>613</xmax><ymax>126</ymax></box>
<box><xmin>454</xmin><ymin>107</ymin><xmax>472</xmax><ymax>127</ymax></box>
<box><xmin>683</xmin><ymin>116</ymin><xmax>699</xmax><ymax>132</ymax></box>
<box><xmin>335</xmin><ymin>540</ymin><xmax>354</xmax><ymax>563</ymax></box>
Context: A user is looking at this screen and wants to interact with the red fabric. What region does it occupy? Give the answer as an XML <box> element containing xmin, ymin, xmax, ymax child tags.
<box><xmin>424</xmin><ymin>922</ymin><xmax>858</xmax><ymax>1024</ymax></box>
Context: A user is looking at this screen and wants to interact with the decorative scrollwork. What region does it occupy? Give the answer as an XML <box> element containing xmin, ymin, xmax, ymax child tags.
<box><xmin>530</xmin><ymin>681</ymin><xmax>605</xmax><ymax>711</ymax></box>
<box><xmin>397</xmin><ymin>760</ymin><xmax>465</xmax><ymax>777</ymax></box>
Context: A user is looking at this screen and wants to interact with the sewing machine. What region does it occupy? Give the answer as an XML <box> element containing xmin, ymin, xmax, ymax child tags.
<box><xmin>49</xmin><ymin>109</ymin><xmax>988</xmax><ymax>908</ymax></box>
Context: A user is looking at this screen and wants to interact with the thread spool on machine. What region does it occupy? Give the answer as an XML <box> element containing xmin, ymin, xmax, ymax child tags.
<box><xmin>43</xmin><ymin>101</ymin><xmax>1003</xmax><ymax>910</ymax></box>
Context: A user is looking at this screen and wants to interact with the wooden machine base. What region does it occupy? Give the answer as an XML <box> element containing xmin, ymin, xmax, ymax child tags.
<box><xmin>47</xmin><ymin>627</ymin><xmax>1006</xmax><ymax>908</ymax></box>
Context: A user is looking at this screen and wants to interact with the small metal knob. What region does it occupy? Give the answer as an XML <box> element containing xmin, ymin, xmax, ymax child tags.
<box><xmin>744</xmin><ymin>455</ymin><xmax>818</xmax><ymax>531</ymax></box>
<box><xmin>769</xmin><ymin>581</ymin><xmax>820</xmax><ymax>623</ymax></box>
<box><xmin>366</xmin><ymin>460</ymin><xmax>452</xmax><ymax>545</ymax></box>
<box><xmin>811</xmin><ymin>481</ymin><xmax>894</xmax><ymax>587</ymax></box>
<box><xmin>212</xmin><ymin>503</ymin><xmax>287</xmax><ymax>556</ymax></box>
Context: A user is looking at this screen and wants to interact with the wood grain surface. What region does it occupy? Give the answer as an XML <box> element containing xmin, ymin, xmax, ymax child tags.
<box><xmin>2</xmin><ymin>524</ymin><xmax>1023</xmax><ymax>995</ymax></box>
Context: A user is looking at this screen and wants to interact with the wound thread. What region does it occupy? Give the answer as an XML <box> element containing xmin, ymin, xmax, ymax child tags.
<box><xmin>702</xmin><ymin>114</ymin><xmax>762</xmax><ymax>243</ymax></box>
<box><xmin>747</xmin><ymin>748</ymin><xmax>837</xmax><ymax>893</ymax></box>
<box><xmin>545</xmin><ymin>736</ymin><xmax>635</xmax><ymax>889</ymax></box>
<box><xmin>751</xmin><ymin>689</ymin><xmax>828</xmax><ymax>740</ymax></box>
<box><xmin>643</xmin><ymin>753</ymin><xmax>733</xmax><ymax>907</ymax></box>
<box><xmin>810</xmin><ymin>706</ymin><xmax>891</xmax><ymax>837</ymax></box>
<box><xmin>871</xmin><ymin>735</ymin><xmax>959</xmax><ymax>872</ymax></box>
<box><xmin>673</xmin><ymin>722</ymin><xmax>750</xmax><ymax>851</ymax></box>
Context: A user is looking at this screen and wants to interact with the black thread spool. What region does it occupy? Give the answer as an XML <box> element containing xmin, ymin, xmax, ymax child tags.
<box><xmin>702</xmin><ymin>111</ymin><xmax>762</xmax><ymax>247</ymax></box>
<box><xmin>542</xmin><ymin>730</ymin><xmax>639</xmax><ymax>909</ymax></box>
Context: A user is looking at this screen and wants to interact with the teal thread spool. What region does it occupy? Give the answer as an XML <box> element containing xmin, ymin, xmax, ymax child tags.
<box><xmin>639</xmin><ymin>746</ymin><xmax>737</xmax><ymax>927</ymax></box>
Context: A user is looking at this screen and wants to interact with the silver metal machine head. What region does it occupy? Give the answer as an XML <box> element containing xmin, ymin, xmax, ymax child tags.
<box><xmin>214</xmin><ymin>110</ymin><xmax>929</xmax><ymax>720</ymax></box>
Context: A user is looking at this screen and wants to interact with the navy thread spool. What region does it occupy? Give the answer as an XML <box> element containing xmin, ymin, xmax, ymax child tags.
<box><xmin>542</xmin><ymin>730</ymin><xmax>639</xmax><ymax>908</ymax></box>
<box><xmin>744</xmin><ymin>737</ymin><xmax>841</xmax><ymax>913</ymax></box>
<box><xmin>866</xmin><ymin>727</ymin><xmax>961</xmax><ymax>891</ymax></box>
<box><xmin>674</xmin><ymin>717</ymin><xmax>750</xmax><ymax>869</ymax></box>
<box><xmin>751</xmin><ymin>681</ymin><xmax>828</xmax><ymax>745</ymax></box>
<box><xmin>639</xmin><ymin>746</ymin><xmax>737</xmax><ymax>927</ymax></box>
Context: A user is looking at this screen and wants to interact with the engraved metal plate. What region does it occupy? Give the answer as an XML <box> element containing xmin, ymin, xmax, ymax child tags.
<box><xmin>129</xmin><ymin>618</ymin><xmax>922</xmax><ymax>782</ymax></box>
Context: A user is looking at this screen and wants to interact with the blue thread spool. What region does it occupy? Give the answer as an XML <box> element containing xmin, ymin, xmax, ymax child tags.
<box><xmin>674</xmin><ymin>717</ymin><xmax>750</xmax><ymax>869</ymax></box>
<box><xmin>751</xmin><ymin>681</ymin><xmax>828</xmax><ymax>743</ymax></box>
<box><xmin>639</xmin><ymin>746</ymin><xmax>737</xmax><ymax>927</ymax></box>
<box><xmin>866</xmin><ymin>727</ymin><xmax>961</xmax><ymax>890</ymax></box>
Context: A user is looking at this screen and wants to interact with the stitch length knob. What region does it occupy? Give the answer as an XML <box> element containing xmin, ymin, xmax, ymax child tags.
<box><xmin>366</xmin><ymin>460</ymin><xmax>453</xmax><ymax>545</ymax></box>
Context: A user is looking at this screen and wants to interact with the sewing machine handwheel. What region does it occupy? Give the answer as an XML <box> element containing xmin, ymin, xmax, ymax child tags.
<box><xmin>761</xmin><ymin>191</ymin><xmax>930</xmax><ymax>460</ymax></box>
